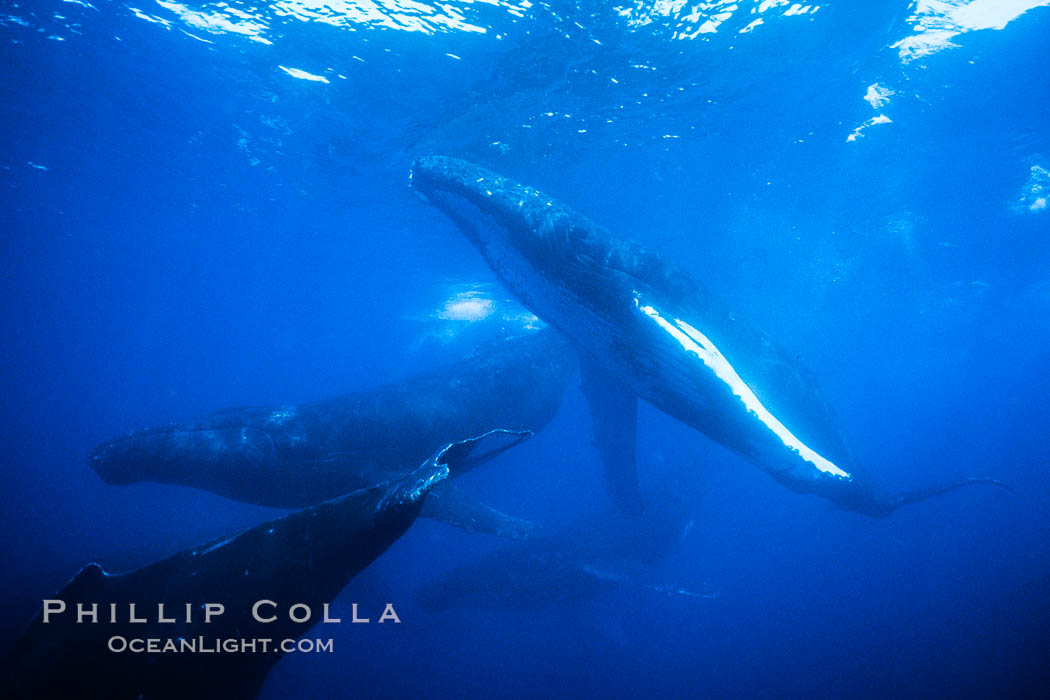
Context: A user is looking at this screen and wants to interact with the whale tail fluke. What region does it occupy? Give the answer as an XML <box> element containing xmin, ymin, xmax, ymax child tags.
<box><xmin>883</xmin><ymin>476</ymin><xmax>1013</xmax><ymax>513</ymax></box>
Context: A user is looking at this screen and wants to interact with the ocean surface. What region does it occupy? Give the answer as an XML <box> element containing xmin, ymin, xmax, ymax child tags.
<box><xmin>2</xmin><ymin>1</ymin><xmax>1049</xmax><ymax>697</ymax></box>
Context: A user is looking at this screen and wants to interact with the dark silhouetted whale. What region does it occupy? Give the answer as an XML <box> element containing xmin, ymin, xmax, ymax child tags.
<box><xmin>89</xmin><ymin>329</ymin><xmax>574</xmax><ymax>539</ymax></box>
<box><xmin>5</xmin><ymin>431</ymin><xmax>527</xmax><ymax>700</ymax></box>
<box><xmin>418</xmin><ymin>490</ymin><xmax>716</xmax><ymax>613</ymax></box>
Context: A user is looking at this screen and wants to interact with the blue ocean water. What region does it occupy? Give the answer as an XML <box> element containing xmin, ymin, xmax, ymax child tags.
<box><xmin>2</xmin><ymin>0</ymin><xmax>1049</xmax><ymax>697</ymax></box>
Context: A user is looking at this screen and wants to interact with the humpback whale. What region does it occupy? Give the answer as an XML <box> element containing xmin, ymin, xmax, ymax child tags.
<box><xmin>3</xmin><ymin>431</ymin><xmax>528</xmax><ymax>700</ymax></box>
<box><xmin>418</xmin><ymin>493</ymin><xmax>716</xmax><ymax>613</ymax></box>
<box><xmin>89</xmin><ymin>329</ymin><xmax>574</xmax><ymax>539</ymax></box>
<box><xmin>410</xmin><ymin>156</ymin><xmax>1008</xmax><ymax>516</ymax></box>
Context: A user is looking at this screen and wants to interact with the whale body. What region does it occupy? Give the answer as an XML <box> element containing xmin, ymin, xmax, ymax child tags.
<box><xmin>6</xmin><ymin>431</ymin><xmax>525</xmax><ymax>699</ymax></box>
<box><xmin>90</xmin><ymin>329</ymin><xmax>574</xmax><ymax>538</ymax></box>
<box><xmin>418</xmin><ymin>491</ymin><xmax>717</xmax><ymax>613</ymax></box>
<box><xmin>410</xmin><ymin>156</ymin><xmax>1007</xmax><ymax>515</ymax></box>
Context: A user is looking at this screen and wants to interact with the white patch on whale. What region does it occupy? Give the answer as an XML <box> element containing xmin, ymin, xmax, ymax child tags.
<box><xmin>636</xmin><ymin>299</ymin><xmax>850</xmax><ymax>480</ymax></box>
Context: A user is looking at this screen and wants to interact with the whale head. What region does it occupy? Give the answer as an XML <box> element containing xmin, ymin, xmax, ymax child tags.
<box><xmin>410</xmin><ymin>156</ymin><xmax>523</xmax><ymax>230</ymax></box>
<box><xmin>88</xmin><ymin>426</ymin><xmax>279</xmax><ymax>493</ymax></box>
<box><xmin>410</xmin><ymin>155</ymin><xmax>626</xmax><ymax>328</ymax></box>
<box><xmin>410</xmin><ymin>156</ymin><xmax>567</xmax><ymax>262</ymax></box>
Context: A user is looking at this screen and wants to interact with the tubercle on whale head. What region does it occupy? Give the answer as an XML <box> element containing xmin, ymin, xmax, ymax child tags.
<box><xmin>409</xmin><ymin>156</ymin><xmax>478</xmax><ymax>203</ymax></box>
<box><xmin>410</xmin><ymin>156</ymin><xmax>546</xmax><ymax>229</ymax></box>
<box><xmin>410</xmin><ymin>157</ymin><xmax>605</xmax><ymax>290</ymax></box>
<box><xmin>411</xmin><ymin>157</ymin><xmax>525</xmax><ymax>260</ymax></box>
<box><xmin>410</xmin><ymin>156</ymin><xmax>488</xmax><ymax>193</ymax></box>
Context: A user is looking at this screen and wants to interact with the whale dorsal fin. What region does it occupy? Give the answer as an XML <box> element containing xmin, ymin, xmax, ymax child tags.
<box><xmin>578</xmin><ymin>352</ymin><xmax>643</xmax><ymax>514</ymax></box>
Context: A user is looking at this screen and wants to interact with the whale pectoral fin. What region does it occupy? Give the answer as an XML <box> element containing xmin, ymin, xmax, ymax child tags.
<box><xmin>422</xmin><ymin>481</ymin><xmax>539</xmax><ymax>540</ymax></box>
<box><xmin>578</xmin><ymin>353</ymin><xmax>643</xmax><ymax>514</ymax></box>
<box><xmin>437</xmin><ymin>428</ymin><xmax>534</xmax><ymax>476</ymax></box>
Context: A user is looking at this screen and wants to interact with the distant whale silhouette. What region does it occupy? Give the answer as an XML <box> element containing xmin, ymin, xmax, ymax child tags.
<box><xmin>418</xmin><ymin>490</ymin><xmax>717</xmax><ymax>613</ymax></box>
<box><xmin>5</xmin><ymin>431</ymin><xmax>526</xmax><ymax>700</ymax></box>
<box><xmin>411</xmin><ymin>156</ymin><xmax>1009</xmax><ymax>516</ymax></box>
<box><xmin>90</xmin><ymin>329</ymin><xmax>575</xmax><ymax>538</ymax></box>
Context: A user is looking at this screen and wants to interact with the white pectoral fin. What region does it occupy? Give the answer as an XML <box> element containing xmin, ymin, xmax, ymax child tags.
<box><xmin>634</xmin><ymin>296</ymin><xmax>850</xmax><ymax>480</ymax></box>
<box><xmin>578</xmin><ymin>351</ymin><xmax>644</xmax><ymax>514</ymax></box>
